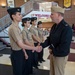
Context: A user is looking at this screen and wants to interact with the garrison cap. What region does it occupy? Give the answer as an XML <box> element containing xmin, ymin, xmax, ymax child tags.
<box><xmin>22</xmin><ymin>17</ymin><xmax>31</xmax><ymax>26</ymax></box>
<box><xmin>31</xmin><ymin>17</ymin><xmax>37</xmax><ymax>21</ymax></box>
<box><xmin>7</xmin><ymin>7</ymin><xmax>21</xmax><ymax>15</ymax></box>
<box><xmin>22</xmin><ymin>17</ymin><xmax>31</xmax><ymax>22</ymax></box>
<box><xmin>51</xmin><ymin>6</ymin><xmax>65</xmax><ymax>14</ymax></box>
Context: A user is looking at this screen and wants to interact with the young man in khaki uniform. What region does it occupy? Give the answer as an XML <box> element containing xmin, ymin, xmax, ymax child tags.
<box><xmin>30</xmin><ymin>17</ymin><xmax>41</xmax><ymax>68</ymax></box>
<box><xmin>7</xmin><ymin>7</ymin><xmax>42</xmax><ymax>75</ymax></box>
<box><xmin>22</xmin><ymin>17</ymin><xmax>34</xmax><ymax>75</ymax></box>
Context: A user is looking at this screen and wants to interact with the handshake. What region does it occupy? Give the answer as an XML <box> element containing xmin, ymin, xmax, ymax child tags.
<box><xmin>32</xmin><ymin>43</ymin><xmax>43</xmax><ymax>52</ymax></box>
<box><xmin>35</xmin><ymin>45</ymin><xmax>42</xmax><ymax>52</ymax></box>
<box><xmin>32</xmin><ymin>46</ymin><xmax>42</xmax><ymax>53</ymax></box>
<box><xmin>33</xmin><ymin>43</ymin><xmax>43</xmax><ymax>52</ymax></box>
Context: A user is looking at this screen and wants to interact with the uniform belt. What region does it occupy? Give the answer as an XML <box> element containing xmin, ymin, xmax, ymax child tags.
<box><xmin>11</xmin><ymin>49</ymin><xmax>22</xmax><ymax>52</ymax></box>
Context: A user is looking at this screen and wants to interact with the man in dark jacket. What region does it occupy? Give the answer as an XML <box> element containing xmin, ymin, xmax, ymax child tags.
<box><xmin>43</xmin><ymin>6</ymin><xmax>72</xmax><ymax>75</ymax></box>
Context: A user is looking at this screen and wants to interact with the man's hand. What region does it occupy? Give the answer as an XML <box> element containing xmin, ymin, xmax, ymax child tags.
<box><xmin>38</xmin><ymin>43</ymin><xmax>40</xmax><ymax>46</ymax></box>
<box><xmin>23</xmin><ymin>49</ymin><xmax>28</xmax><ymax>59</ymax></box>
<box><xmin>24</xmin><ymin>52</ymin><xmax>28</xmax><ymax>59</ymax></box>
<box><xmin>35</xmin><ymin>46</ymin><xmax>42</xmax><ymax>52</ymax></box>
<box><xmin>48</xmin><ymin>48</ymin><xmax>52</xmax><ymax>54</ymax></box>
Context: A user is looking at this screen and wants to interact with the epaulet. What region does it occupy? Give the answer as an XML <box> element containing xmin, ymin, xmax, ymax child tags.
<box><xmin>65</xmin><ymin>24</ymin><xmax>68</xmax><ymax>26</ymax></box>
<box><xmin>62</xmin><ymin>21</ymin><xmax>69</xmax><ymax>27</ymax></box>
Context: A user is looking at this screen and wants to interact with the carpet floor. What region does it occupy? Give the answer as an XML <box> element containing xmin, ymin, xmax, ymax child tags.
<box><xmin>70</xmin><ymin>42</ymin><xmax>75</xmax><ymax>49</ymax></box>
<box><xmin>68</xmin><ymin>53</ymin><xmax>75</xmax><ymax>62</ymax></box>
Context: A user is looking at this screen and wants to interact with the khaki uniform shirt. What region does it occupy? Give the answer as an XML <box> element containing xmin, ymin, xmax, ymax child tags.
<box><xmin>37</xmin><ymin>28</ymin><xmax>44</xmax><ymax>43</ymax></box>
<box><xmin>22</xmin><ymin>28</ymin><xmax>34</xmax><ymax>46</ymax></box>
<box><xmin>29</xmin><ymin>26</ymin><xmax>39</xmax><ymax>43</ymax></box>
<box><xmin>8</xmin><ymin>22</ymin><xmax>22</xmax><ymax>50</ymax></box>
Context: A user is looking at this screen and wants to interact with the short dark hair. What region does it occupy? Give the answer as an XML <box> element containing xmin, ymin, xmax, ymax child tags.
<box><xmin>37</xmin><ymin>21</ymin><xmax>42</xmax><ymax>25</ymax></box>
<box><xmin>22</xmin><ymin>17</ymin><xmax>30</xmax><ymax>26</ymax></box>
<box><xmin>37</xmin><ymin>21</ymin><xmax>42</xmax><ymax>27</ymax></box>
<box><xmin>30</xmin><ymin>17</ymin><xmax>37</xmax><ymax>24</ymax></box>
<box><xmin>9</xmin><ymin>12</ymin><xmax>17</xmax><ymax>20</ymax></box>
<box><xmin>22</xmin><ymin>21</ymin><xmax>26</xmax><ymax>27</ymax></box>
<box><xmin>7</xmin><ymin>7</ymin><xmax>21</xmax><ymax>20</ymax></box>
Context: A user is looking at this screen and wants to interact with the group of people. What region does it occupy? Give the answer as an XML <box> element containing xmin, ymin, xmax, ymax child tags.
<box><xmin>7</xmin><ymin>5</ymin><xmax>72</xmax><ymax>75</ymax></box>
<box><xmin>21</xmin><ymin>17</ymin><xmax>45</xmax><ymax>74</ymax></box>
<box><xmin>72</xmin><ymin>24</ymin><xmax>75</xmax><ymax>37</ymax></box>
<box><xmin>7</xmin><ymin>7</ymin><xmax>45</xmax><ymax>75</ymax></box>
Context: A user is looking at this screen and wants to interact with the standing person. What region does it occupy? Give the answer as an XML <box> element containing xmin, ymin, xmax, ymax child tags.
<box><xmin>30</xmin><ymin>17</ymin><xmax>41</xmax><ymax>69</ymax></box>
<box><xmin>72</xmin><ymin>24</ymin><xmax>75</xmax><ymax>33</ymax></box>
<box><xmin>37</xmin><ymin>21</ymin><xmax>45</xmax><ymax>63</ymax></box>
<box><xmin>7</xmin><ymin>7</ymin><xmax>42</xmax><ymax>75</ymax></box>
<box><xmin>21</xmin><ymin>17</ymin><xmax>34</xmax><ymax>75</ymax></box>
<box><xmin>42</xmin><ymin>6</ymin><xmax>72</xmax><ymax>75</ymax></box>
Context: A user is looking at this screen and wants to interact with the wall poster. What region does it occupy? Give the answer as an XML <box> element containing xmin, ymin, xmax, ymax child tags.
<box><xmin>7</xmin><ymin>0</ymin><xmax>15</xmax><ymax>8</ymax></box>
<box><xmin>64</xmin><ymin>0</ymin><xmax>72</xmax><ymax>10</ymax></box>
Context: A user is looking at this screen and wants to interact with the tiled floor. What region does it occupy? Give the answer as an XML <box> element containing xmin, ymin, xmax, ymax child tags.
<box><xmin>0</xmin><ymin>54</ymin><xmax>11</xmax><ymax>65</ymax></box>
<box><xmin>0</xmin><ymin>36</ymin><xmax>75</xmax><ymax>75</ymax></box>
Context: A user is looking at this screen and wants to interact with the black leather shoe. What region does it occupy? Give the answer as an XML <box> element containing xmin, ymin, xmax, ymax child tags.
<box><xmin>39</xmin><ymin>60</ymin><xmax>42</xmax><ymax>63</ymax></box>
<box><xmin>35</xmin><ymin>66</ymin><xmax>38</xmax><ymax>69</ymax></box>
<box><xmin>33</xmin><ymin>66</ymin><xmax>39</xmax><ymax>69</ymax></box>
<box><xmin>41</xmin><ymin>59</ymin><xmax>45</xmax><ymax>62</ymax></box>
<box><xmin>38</xmin><ymin>63</ymin><xmax>40</xmax><ymax>66</ymax></box>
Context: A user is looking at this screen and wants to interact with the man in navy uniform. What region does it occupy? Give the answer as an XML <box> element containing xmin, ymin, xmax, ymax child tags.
<box><xmin>42</xmin><ymin>6</ymin><xmax>72</xmax><ymax>75</ymax></box>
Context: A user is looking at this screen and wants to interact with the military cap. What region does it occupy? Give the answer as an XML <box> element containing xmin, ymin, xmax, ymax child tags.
<box><xmin>31</xmin><ymin>17</ymin><xmax>37</xmax><ymax>21</ymax></box>
<box><xmin>22</xmin><ymin>17</ymin><xmax>31</xmax><ymax>22</ymax></box>
<box><xmin>37</xmin><ymin>21</ymin><xmax>42</xmax><ymax>25</ymax></box>
<box><xmin>22</xmin><ymin>17</ymin><xmax>31</xmax><ymax>26</ymax></box>
<box><xmin>7</xmin><ymin>7</ymin><xmax>21</xmax><ymax>15</ymax></box>
<box><xmin>51</xmin><ymin>6</ymin><xmax>65</xmax><ymax>14</ymax></box>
